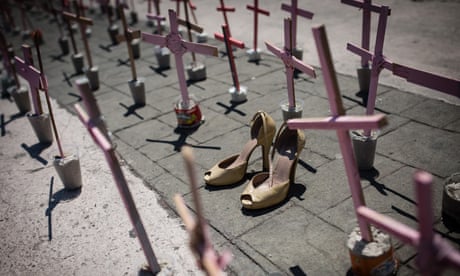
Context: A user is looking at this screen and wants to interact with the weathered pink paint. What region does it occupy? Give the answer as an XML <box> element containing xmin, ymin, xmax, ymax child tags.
<box><xmin>246</xmin><ymin>0</ymin><xmax>270</xmax><ymax>51</ymax></box>
<box><xmin>288</xmin><ymin>25</ymin><xmax>390</xmax><ymax>242</ymax></box>
<box><xmin>341</xmin><ymin>0</ymin><xmax>391</xmax><ymax>68</ymax></box>
<box><xmin>215</xmin><ymin>24</ymin><xmax>244</xmax><ymax>91</ymax></box>
<box><xmin>63</xmin><ymin>1</ymin><xmax>94</xmax><ymax>67</ymax></box>
<box><xmin>356</xmin><ymin>171</ymin><xmax>460</xmax><ymax>274</ymax></box>
<box><xmin>75</xmin><ymin>80</ymin><xmax>161</xmax><ymax>274</ymax></box>
<box><xmin>216</xmin><ymin>0</ymin><xmax>235</xmax><ymax>37</ymax></box>
<box><xmin>281</xmin><ymin>0</ymin><xmax>314</xmax><ymax>49</ymax></box>
<box><xmin>14</xmin><ymin>45</ymin><xmax>43</xmax><ymax>115</ymax></box>
<box><xmin>142</xmin><ymin>9</ymin><xmax>217</xmax><ymax>106</ymax></box>
<box><xmin>265</xmin><ymin>18</ymin><xmax>315</xmax><ymax>109</ymax></box>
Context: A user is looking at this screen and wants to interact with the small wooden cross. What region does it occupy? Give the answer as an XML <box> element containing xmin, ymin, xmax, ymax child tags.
<box><xmin>357</xmin><ymin>171</ymin><xmax>460</xmax><ymax>273</ymax></box>
<box><xmin>74</xmin><ymin>80</ymin><xmax>161</xmax><ymax>274</ymax></box>
<box><xmin>281</xmin><ymin>0</ymin><xmax>314</xmax><ymax>50</ymax></box>
<box><xmin>265</xmin><ymin>18</ymin><xmax>316</xmax><ymax>109</ymax></box>
<box><xmin>215</xmin><ymin>24</ymin><xmax>245</xmax><ymax>92</ymax></box>
<box><xmin>216</xmin><ymin>0</ymin><xmax>235</xmax><ymax>37</ymax></box>
<box><xmin>116</xmin><ymin>4</ymin><xmax>141</xmax><ymax>81</ymax></box>
<box><xmin>288</xmin><ymin>25</ymin><xmax>389</xmax><ymax>242</ymax></box>
<box><xmin>246</xmin><ymin>0</ymin><xmax>270</xmax><ymax>51</ymax></box>
<box><xmin>342</xmin><ymin>0</ymin><xmax>391</xmax><ymax>68</ymax></box>
<box><xmin>14</xmin><ymin>44</ymin><xmax>43</xmax><ymax>115</ymax></box>
<box><xmin>63</xmin><ymin>1</ymin><xmax>94</xmax><ymax>68</ymax></box>
<box><xmin>142</xmin><ymin>9</ymin><xmax>218</xmax><ymax>107</ymax></box>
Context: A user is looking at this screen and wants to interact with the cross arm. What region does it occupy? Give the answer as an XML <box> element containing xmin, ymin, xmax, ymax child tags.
<box><xmin>214</xmin><ymin>33</ymin><xmax>244</xmax><ymax>49</ymax></box>
<box><xmin>341</xmin><ymin>0</ymin><xmax>392</xmax><ymax>15</ymax></box>
<box><xmin>247</xmin><ymin>5</ymin><xmax>270</xmax><ymax>16</ymax></box>
<box><xmin>281</xmin><ymin>4</ymin><xmax>313</xmax><ymax>19</ymax></box>
<box><xmin>141</xmin><ymin>32</ymin><xmax>167</xmax><ymax>47</ymax></box>
<box><xmin>217</xmin><ymin>6</ymin><xmax>235</xmax><ymax>12</ymax></box>
<box><xmin>347</xmin><ymin>42</ymin><xmax>374</xmax><ymax>65</ymax></box>
<box><xmin>62</xmin><ymin>11</ymin><xmax>93</xmax><ymax>26</ymax></box>
<box><xmin>183</xmin><ymin>41</ymin><xmax>218</xmax><ymax>56</ymax></box>
<box><xmin>287</xmin><ymin>114</ymin><xmax>387</xmax><ymax>131</ymax></box>
<box><xmin>14</xmin><ymin>56</ymin><xmax>42</xmax><ymax>89</ymax></box>
<box><xmin>265</xmin><ymin>41</ymin><xmax>283</xmax><ymax>59</ymax></box>
<box><xmin>177</xmin><ymin>17</ymin><xmax>203</xmax><ymax>33</ymax></box>
<box><xmin>265</xmin><ymin>41</ymin><xmax>316</xmax><ymax>78</ymax></box>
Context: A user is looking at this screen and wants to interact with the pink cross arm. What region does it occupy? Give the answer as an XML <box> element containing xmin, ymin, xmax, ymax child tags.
<box><xmin>246</xmin><ymin>3</ymin><xmax>270</xmax><ymax>16</ymax></box>
<box><xmin>287</xmin><ymin>114</ymin><xmax>387</xmax><ymax>131</ymax></box>
<box><xmin>214</xmin><ymin>32</ymin><xmax>244</xmax><ymax>49</ymax></box>
<box><xmin>217</xmin><ymin>4</ymin><xmax>235</xmax><ymax>12</ymax></box>
<box><xmin>14</xmin><ymin>55</ymin><xmax>42</xmax><ymax>114</ymax></box>
<box><xmin>341</xmin><ymin>0</ymin><xmax>392</xmax><ymax>15</ymax></box>
<box><xmin>183</xmin><ymin>40</ymin><xmax>218</xmax><ymax>57</ymax></box>
<box><xmin>281</xmin><ymin>1</ymin><xmax>313</xmax><ymax>19</ymax></box>
<box><xmin>141</xmin><ymin>32</ymin><xmax>167</xmax><ymax>47</ymax></box>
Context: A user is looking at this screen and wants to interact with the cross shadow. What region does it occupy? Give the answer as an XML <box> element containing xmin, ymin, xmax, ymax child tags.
<box><xmin>186</xmin><ymin>79</ymin><xmax>206</xmax><ymax>88</ymax></box>
<box><xmin>49</xmin><ymin>53</ymin><xmax>67</xmax><ymax>62</ymax></box>
<box><xmin>117</xmin><ymin>58</ymin><xmax>130</xmax><ymax>67</ymax></box>
<box><xmin>356</xmin><ymin>89</ymin><xmax>369</xmax><ymax>106</ymax></box>
<box><xmin>216</xmin><ymin>101</ymin><xmax>247</xmax><ymax>116</ymax></box>
<box><xmin>21</xmin><ymin>142</ymin><xmax>51</xmax><ymax>165</ymax></box>
<box><xmin>45</xmin><ymin>176</ymin><xmax>81</xmax><ymax>241</ymax></box>
<box><xmin>1</xmin><ymin>112</ymin><xmax>24</xmax><ymax>136</ymax></box>
<box><xmin>63</xmin><ymin>71</ymin><xmax>83</xmax><ymax>87</ymax></box>
<box><xmin>67</xmin><ymin>92</ymin><xmax>82</xmax><ymax>101</ymax></box>
<box><xmin>119</xmin><ymin>102</ymin><xmax>144</xmax><ymax>120</ymax></box>
<box><xmin>149</xmin><ymin>65</ymin><xmax>169</xmax><ymax>77</ymax></box>
<box><xmin>298</xmin><ymin>158</ymin><xmax>317</xmax><ymax>174</ymax></box>
<box><xmin>289</xmin><ymin>265</ymin><xmax>307</xmax><ymax>276</ymax></box>
<box><xmin>342</xmin><ymin>94</ymin><xmax>387</xmax><ymax>114</ymax></box>
<box><xmin>98</xmin><ymin>42</ymin><xmax>117</xmax><ymax>52</ymax></box>
<box><xmin>145</xmin><ymin>126</ymin><xmax>221</xmax><ymax>153</ymax></box>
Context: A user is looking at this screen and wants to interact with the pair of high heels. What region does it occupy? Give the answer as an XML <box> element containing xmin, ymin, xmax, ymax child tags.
<box><xmin>204</xmin><ymin>111</ymin><xmax>305</xmax><ymax>210</ymax></box>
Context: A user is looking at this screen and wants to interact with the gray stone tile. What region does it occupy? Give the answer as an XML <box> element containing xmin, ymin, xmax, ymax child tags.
<box><xmin>378</xmin><ymin>121</ymin><xmax>460</xmax><ymax>178</ymax></box>
<box><xmin>444</xmin><ymin>118</ymin><xmax>460</xmax><ymax>133</ymax></box>
<box><xmin>401</xmin><ymin>98</ymin><xmax>460</xmax><ymax>128</ymax></box>
<box><xmin>114</xmin><ymin>118</ymin><xmax>171</xmax><ymax>149</ymax></box>
<box><xmin>374</xmin><ymin>88</ymin><xmax>428</xmax><ymax>115</ymax></box>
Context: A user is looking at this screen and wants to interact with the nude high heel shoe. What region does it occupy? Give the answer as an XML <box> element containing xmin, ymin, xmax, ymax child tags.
<box><xmin>204</xmin><ymin>111</ymin><xmax>276</xmax><ymax>186</ymax></box>
<box><xmin>240</xmin><ymin>123</ymin><xmax>305</xmax><ymax>209</ymax></box>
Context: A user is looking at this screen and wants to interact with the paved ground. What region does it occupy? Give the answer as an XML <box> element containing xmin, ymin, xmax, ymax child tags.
<box><xmin>1</xmin><ymin>0</ymin><xmax>460</xmax><ymax>275</ymax></box>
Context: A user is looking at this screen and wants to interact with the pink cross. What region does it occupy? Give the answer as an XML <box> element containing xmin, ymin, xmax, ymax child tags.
<box><xmin>146</xmin><ymin>0</ymin><xmax>165</xmax><ymax>34</ymax></box>
<box><xmin>63</xmin><ymin>1</ymin><xmax>94</xmax><ymax>68</ymax></box>
<box><xmin>247</xmin><ymin>0</ymin><xmax>270</xmax><ymax>51</ymax></box>
<box><xmin>281</xmin><ymin>0</ymin><xmax>314</xmax><ymax>50</ymax></box>
<box><xmin>215</xmin><ymin>24</ymin><xmax>245</xmax><ymax>91</ymax></box>
<box><xmin>265</xmin><ymin>18</ymin><xmax>316</xmax><ymax>109</ymax></box>
<box><xmin>288</xmin><ymin>25</ymin><xmax>389</xmax><ymax>242</ymax></box>
<box><xmin>342</xmin><ymin>0</ymin><xmax>391</xmax><ymax>68</ymax></box>
<box><xmin>117</xmin><ymin>4</ymin><xmax>141</xmax><ymax>81</ymax></box>
<box><xmin>74</xmin><ymin>80</ymin><xmax>161</xmax><ymax>274</ymax></box>
<box><xmin>357</xmin><ymin>171</ymin><xmax>460</xmax><ymax>274</ymax></box>
<box><xmin>346</xmin><ymin>6</ymin><xmax>460</xmax><ymax>137</ymax></box>
<box><xmin>216</xmin><ymin>0</ymin><xmax>235</xmax><ymax>37</ymax></box>
<box><xmin>14</xmin><ymin>44</ymin><xmax>43</xmax><ymax>115</ymax></box>
<box><xmin>142</xmin><ymin>9</ymin><xmax>218</xmax><ymax>106</ymax></box>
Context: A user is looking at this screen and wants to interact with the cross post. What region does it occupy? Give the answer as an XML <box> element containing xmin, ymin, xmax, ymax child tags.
<box><xmin>265</xmin><ymin>18</ymin><xmax>316</xmax><ymax>109</ymax></box>
<box><xmin>146</xmin><ymin>0</ymin><xmax>165</xmax><ymax>34</ymax></box>
<box><xmin>74</xmin><ymin>93</ymin><xmax>161</xmax><ymax>274</ymax></box>
<box><xmin>216</xmin><ymin>0</ymin><xmax>235</xmax><ymax>37</ymax></box>
<box><xmin>177</xmin><ymin>0</ymin><xmax>204</xmax><ymax>64</ymax></box>
<box><xmin>281</xmin><ymin>0</ymin><xmax>314</xmax><ymax>50</ymax></box>
<box><xmin>63</xmin><ymin>0</ymin><xmax>94</xmax><ymax>68</ymax></box>
<box><xmin>215</xmin><ymin>24</ymin><xmax>245</xmax><ymax>91</ymax></box>
<box><xmin>14</xmin><ymin>44</ymin><xmax>43</xmax><ymax>115</ymax></box>
<box><xmin>342</xmin><ymin>0</ymin><xmax>391</xmax><ymax>68</ymax></box>
<box><xmin>247</xmin><ymin>0</ymin><xmax>270</xmax><ymax>51</ymax></box>
<box><xmin>116</xmin><ymin>4</ymin><xmax>141</xmax><ymax>81</ymax></box>
<box><xmin>288</xmin><ymin>25</ymin><xmax>390</xmax><ymax>242</ymax></box>
<box><xmin>142</xmin><ymin>9</ymin><xmax>218</xmax><ymax>107</ymax></box>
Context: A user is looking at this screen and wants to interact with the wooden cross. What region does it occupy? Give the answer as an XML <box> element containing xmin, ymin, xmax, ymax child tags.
<box><xmin>142</xmin><ymin>9</ymin><xmax>218</xmax><ymax>107</ymax></box>
<box><xmin>246</xmin><ymin>0</ymin><xmax>270</xmax><ymax>51</ymax></box>
<box><xmin>342</xmin><ymin>0</ymin><xmax>391</xmax><ymax>68</ymax></box>
<box><xmin>74</xmin><ymin>80</ymin><xmax>161</xmax><ymax>274</ymax></box>
<box><xmin>63</xmin><ymin>1</ymin><xmax>94</xmax><ymax>68</ymax></box>
<box><xmin>146</xmin><ymin>0</ymin><xmax>165</xmax><ymax>34</ymax></box>
<box><xmin>171</xmin><ymin>0</ymin><xmax>198</xmax><ymax>24</ymax></box>
<box><xmin>116</xmin><ymin>4</ymin><xmax>141</xmax><ymax>81</ymax></box>
<box><xmin>346</xmin><ymin>5</ymin><xmax>460</xmax><ymax>133</ymax></box>
<box><xmin>288</xmin><ymin>25</ymin><xmax>389</xmax><ymax>242</ymax></box>
<box><xmin>265</xmin><ymin>18</ymin><xmax>316</xmax><ymax>109</ymax></box>
<box><xmin>216</xmin><ymin>0</ymin><xmax>235</xmax><ymax>37</ymax></box>
<box><xmin>215</xmin><ymin>24</ymin><xmax>245</xmax><ymax>92</ymax></box>
<box><xmin>14</xmin><ymin>44</ymin><xmax>43</xmax><ymax>115</ymax></box>
<box><xmin>281</xmin><ymin>0</ymin><xmax>314</xmax><ymax>50</ymax></box>
<box><xmin>176</xmin><ymin>0</ymin><xmax>205</xmax><ymax>64</ymax></box>
<box><xmin>174</xmin><ymin>146</ymin><xmax>231</xmax><ymax>275</ymax></box>
<box><xmin>357</xmin><ymin>171</ymin><xmax>460</xmax><ymax>274</ymax></box>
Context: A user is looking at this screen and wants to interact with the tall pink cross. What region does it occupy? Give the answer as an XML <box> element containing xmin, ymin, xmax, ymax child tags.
<box><xmin>342</xmin><ymin>0</ymin><xmax>391</xmax><ymax>68</ymax></box>
<box><xmin>357</xmin><ymin>171</ymin><xmax>460</xmax><ymax>274</ymax></box>
<box><xmin>14</xmin><ymin>44</ymin><xmax>43</xmax><ymax>115</ymax></box>
<box><xmin>63</xmin><ymin>1</ymin><xmax>94</xmax><ymax>68</ymax></box>
<box><xmin>346</xmin><ymin>6</ymin><xmax>460</xmax><ymax>137</ymax></box>
<box><xmin>288</xmin><ymin>25</ymin><xmax>389</xmax><ymax>242</ymax></box>
<box><xmin>216</xmin><ymin>0</ymin><xmax>235</xmax><ymax>37</ymax></box>
<box><xmin>215</xmin><ymin>24</ymin><xmax>245</xmax><ymax>91</ymax></box>
<box><xmin>247</xmin><ymin>0</ymin><xmax>270</xmax><ymax>51</ymax></box>
<box><xmin>281</xmin><ymin>0</ymin><xmax>314</xmax><ymax>50</ymax></box>
<box><xmin>74</xmin><ymin>80</ymin><xmax>161</xmax><ymax>274</ymax></box>
<box><xmin>142</xmin><ymin>9</ymin><xmax>218</xmax><ymax>107</ymax></box>
<box><xmin>265</xmin><ymin>18</ymin><xmax>316</xmax><ymax>109</ymax></box>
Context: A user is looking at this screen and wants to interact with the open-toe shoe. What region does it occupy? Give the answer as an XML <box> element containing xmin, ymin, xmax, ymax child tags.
<box><xmin>204</xmin><ymin>111</ymin><xmax>276</xmax><ymax>186</ymax></box>
<box><xmin>240</xmin><ymin>123</ymin><xmax>305</xmax><ymax>209</ymax></box>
